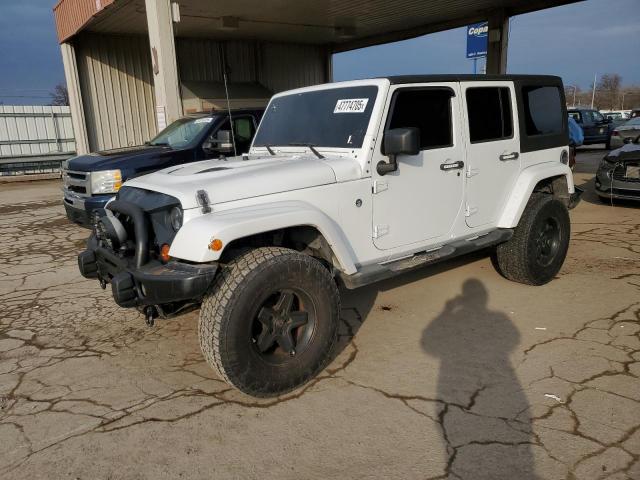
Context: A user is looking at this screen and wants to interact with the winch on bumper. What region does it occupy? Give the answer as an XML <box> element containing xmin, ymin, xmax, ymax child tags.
<box><xmin>77</xmin><ymin>200</ymin><xmax>218</xmax><ymax>308</ymax></box>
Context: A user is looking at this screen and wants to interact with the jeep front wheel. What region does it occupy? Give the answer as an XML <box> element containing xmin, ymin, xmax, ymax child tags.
<box><xmin>493</xmin><ymin>193</ymin><xmax>570</xmax><ymax>285</ymax></box>
<box><xmin>199</xmin><ymin>247</ymin><xmax>340</xmax><ymax>397</ymax></box>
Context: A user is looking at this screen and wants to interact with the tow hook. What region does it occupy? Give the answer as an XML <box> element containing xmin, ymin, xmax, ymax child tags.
<box><xmin>144</xmin><ymin>306</ymin><xmax>158</xmax><ymax>327</ymax></box>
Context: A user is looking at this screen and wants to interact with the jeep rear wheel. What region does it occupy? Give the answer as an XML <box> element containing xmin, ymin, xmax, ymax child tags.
<box><xmin>493</xmin><ymin>193</ymin><xmax>570</xmax><ymax>285</ymax></box>
<box><xmin>199</xmin><ymin>247</ymin><xmax>340</xmax><ymax>397</ymax></box>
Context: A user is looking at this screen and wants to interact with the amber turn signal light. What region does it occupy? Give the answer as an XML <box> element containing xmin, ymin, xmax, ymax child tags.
<box><xmin>208</xmin><ymin>238</ymin><xmax>223</xmax><ymax>251</ymax></box>
<box><xmin>160</xmin><ymin>244</ymin><xmax>171</xmax><ymax>262</ymax></box>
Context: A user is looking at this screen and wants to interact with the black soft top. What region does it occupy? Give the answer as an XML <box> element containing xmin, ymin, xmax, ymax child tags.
<box><xmin>383</xmin><ymin>74</ymin><xmax>567</xmax><ymax>153</ymax></box>
<box><xmin>385</xmin><ymin>74</ymin><xmax>563</xmax><ymax>84</ymax></box>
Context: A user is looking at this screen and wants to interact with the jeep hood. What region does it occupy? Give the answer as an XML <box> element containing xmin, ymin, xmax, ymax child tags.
<box><xmin>123</xmin><ymin>154</ymin><xmax>361</xmax><ymax>209</ymax></box>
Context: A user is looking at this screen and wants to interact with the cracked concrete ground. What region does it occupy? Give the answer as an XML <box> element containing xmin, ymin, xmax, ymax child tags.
<box><xmin>1</xmin><ymin>149</ymin><xmax>638</xmax><ymax>479</ymax></box>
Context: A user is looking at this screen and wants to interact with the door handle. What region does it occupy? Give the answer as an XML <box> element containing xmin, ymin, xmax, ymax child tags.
<box><xmin>440</xmin><ymin>160</ymin><xmax>464</xmax><ymax>171</ymax></box>
<box><xmin>499</xmin><ymin>152</ymin><xmax>520</xmax><ymax>161</ymax></box>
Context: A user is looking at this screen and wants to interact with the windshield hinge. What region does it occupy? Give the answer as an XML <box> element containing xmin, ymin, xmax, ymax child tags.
<box><xmin>373</xmin><ymin>224</ymin><xmax>389</xmax><ymax>239</ymax></box>
<box><xmin>372</xmin><ymin>180</ymin><xmax>388</xmax><ymax>194</ymax></box>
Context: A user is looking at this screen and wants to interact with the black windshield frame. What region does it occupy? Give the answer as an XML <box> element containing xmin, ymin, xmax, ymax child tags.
<box><xmin>253</xmin><ymin>86</ymin><xmax>379</xmax><ymax>149</ymax></box>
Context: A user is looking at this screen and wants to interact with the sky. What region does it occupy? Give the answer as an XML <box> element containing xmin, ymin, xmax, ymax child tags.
<box><xmin>0</xmin><ymin>0</ymin><xmax>638</xmax><ymax>105</ymax></box>
<box><xmin>334</xmin><ymin>0</ymin><xmax>640</xmax><ymax>89</ymax></box>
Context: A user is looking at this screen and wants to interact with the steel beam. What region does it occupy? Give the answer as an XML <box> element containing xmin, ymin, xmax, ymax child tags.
<box><xmin>145</xmin><ymin>0</ymin><xmax>182</xmax><ymax>130</ymax></box>
<box><xmin>486</xmin><ymin>10</ymin><xmax>510</xmax><ymax>75</ymax></box>
<box><xmin>61</xmin><ymin>42</ymin><xmax>90</xmax><ymax>155</ymax></box>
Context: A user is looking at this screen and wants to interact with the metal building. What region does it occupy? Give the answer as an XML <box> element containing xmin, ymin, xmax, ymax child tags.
<box><xmin>53</xmin><ymin>0</ymin><xmax>580</xmax><ymax>154</ymax></box>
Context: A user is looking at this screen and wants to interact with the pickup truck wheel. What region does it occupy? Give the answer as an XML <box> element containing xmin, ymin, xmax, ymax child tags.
<box><xmin>199</xmin><ymin>247</ymin><xmax>340</xmax><ymax>397</ymax></box>
<box><xmin>493</xmin><ymin>193</ymin><xmax>570</xmax><ymax>285</ymax></box>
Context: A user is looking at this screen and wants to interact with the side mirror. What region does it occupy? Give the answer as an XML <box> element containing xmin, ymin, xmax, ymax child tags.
<box><xmin>377</xmin><ymin>128</ymin><xmax>420</xmax><ymax>175</ymax></box>
<box><xmin>205</xmin><ymin>130</ymin><xmax>234</xmax><ymax>154</ymax></box>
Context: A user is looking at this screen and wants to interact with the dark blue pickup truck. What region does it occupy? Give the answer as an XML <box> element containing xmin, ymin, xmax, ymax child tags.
<box><xmin>63</xmin><ymin>108</ymin><xmax>264</xmax><ymax>226</ymax></box>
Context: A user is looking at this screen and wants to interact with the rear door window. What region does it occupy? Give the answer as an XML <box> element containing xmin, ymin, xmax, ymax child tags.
<box><xmin>466</xmin><ymin>87</ymin><xmax>513</xmax><ymax>143</ymax></box>
<box><xmin>522</xmin><ymin>86</ymin><xmax>563</xmax><ymax>136</ymax></box>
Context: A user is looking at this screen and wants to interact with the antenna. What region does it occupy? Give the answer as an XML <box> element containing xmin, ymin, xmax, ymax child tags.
<box><xmin>221</xmin><ymin>46</ymin><xmax>237</xmax><ymax>157</ymax></box>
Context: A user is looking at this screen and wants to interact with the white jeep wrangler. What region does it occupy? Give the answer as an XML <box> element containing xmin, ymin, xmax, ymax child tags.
<box><xmin>78</xmin><ymin>75</ymin><xmax>581</xmax><ymax>397</ymax></box>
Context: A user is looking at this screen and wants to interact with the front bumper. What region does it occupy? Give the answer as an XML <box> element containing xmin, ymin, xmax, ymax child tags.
<box><xmin>77</xmin><ymin>200</ymin><xmax>217</xmax><ymax>308</ymax></box>
<box><xmin>79</xmin><ymin>236</ymin><xmax>218</xmax><ymax>308</ymax></box>
<box><xmin>595</xmin><ymin>168</ymin><xmax>640</xmax><ymax>201</ymax></box>
<box><xmin>63</xmin><ymin>190</ymin><xmax>114</xmax><ymax>227</ymax></box>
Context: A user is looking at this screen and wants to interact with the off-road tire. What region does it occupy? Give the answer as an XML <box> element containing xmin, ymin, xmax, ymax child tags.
<box><xmin>199</xmin><ymin>247</ymin><xmax>340</xmax><ymax>397</ymax></box>
<box><xmin>493</xmin><ymin>193</ymin><xmax>570</xmax><ymax>285</ymax></box>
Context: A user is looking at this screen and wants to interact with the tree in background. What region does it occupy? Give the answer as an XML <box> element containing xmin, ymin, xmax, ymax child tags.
<box><xmin>595</xmin><ymin>74</ymin><xmax>622</xmax><ymax>110</ymax></box>
<box><xmin>50</xmin><ymin>84</ymin><xmax>69</xmax><ymax>106</ymax></box>
<box><xmin>568</xmin><ymin>73</ymin><xmax>640</xmax><ymax>110</ymax></box>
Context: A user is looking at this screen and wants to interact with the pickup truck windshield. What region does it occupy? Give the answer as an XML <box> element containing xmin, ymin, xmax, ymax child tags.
<box><xmin>149</xmin><ymin>117</ymin><xmax>214</xmax><ymax>148</ymax></box>
<box><xmin>253</xmin><ymin>86</ymin><xmax>378</xmax><ymax>149</ymax></box>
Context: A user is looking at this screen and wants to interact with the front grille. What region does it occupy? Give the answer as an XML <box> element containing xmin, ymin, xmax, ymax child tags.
<box><xmin>62</xmin><ymin>169</ymin><xmax>91</xmax><ymax>196</ymax></box>
<box><xmin>612</xmin><ymin>162</ymin><xmax>640</xmax><ymax>183</ymax></box>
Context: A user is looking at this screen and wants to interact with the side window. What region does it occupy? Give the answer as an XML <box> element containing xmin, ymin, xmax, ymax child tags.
<box><xmin>593</xmin><ymin>111</ymin><xmax>605</xmax><ymax>123</ymax></box>
<box><xmin>522</xmin><ymin>86</ymin><xmax>563</xmax><ymax>136</ymax></box>
<box><xmin>582</xmin><ymin>111</ymin><xmax>594</xmax><ymax>123</ymax></box>
<box><xmin>233</xmin><ymin>116</ymin><xmax>255</xmax><ymax>141</ymax></box>
<box><xmin>466</xmin><ymin>87</ymin><xmax>513</xmax><ymax>143</ymax></box>
<box><xmin>387</xmin><ymin>89</ymin><xmax>453</xmax><ymax>150</ymax></box>
<box><xmin>569</xmin><ymin>111</ymin><xmax>582</xmax><ymax>123</ymax></box>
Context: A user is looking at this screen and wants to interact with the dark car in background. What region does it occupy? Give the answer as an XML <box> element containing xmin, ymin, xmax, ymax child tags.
<box><xmin>595</xmin><ymin>135</ymin><xmax>640</xmax><ymax>203</ymax></box>
<box><xmin>63</xmin><ymin>108</ymin><xmax>264</xmax><ymax>226</ymax></box>
<box><xmin>568</xmin><ymin>108</ymin><xmax>615</xmax><ymax>149</ymax></box>
<box><xmin>609</xmin><ymin>117</ymin><xmax>640</xmax><ymax>150</ymax></box>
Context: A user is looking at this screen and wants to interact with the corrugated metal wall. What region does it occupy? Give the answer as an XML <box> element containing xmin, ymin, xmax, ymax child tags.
<box><xmin>75</xmin><ymin>33</ymin><xmax>156</xmax><ymax>152</ymax></box>
<box><xmin>0</xmin><ymin>106</ymin><xmax>75</xmax><ymax>157</ymax></box>
<box><xmin>75</xmin><ymin>34</ymin><xmax>328</xmax><ymax>151</ymax></box>
<box><xmin>176</xmin><ymin>39</ymin><xmax>328</xmax><ymax>93</ymax></box>
<box><xmin>259</xmin><ymin>43</ymin><xmax>329</xmax><ymax>93</ymax></box>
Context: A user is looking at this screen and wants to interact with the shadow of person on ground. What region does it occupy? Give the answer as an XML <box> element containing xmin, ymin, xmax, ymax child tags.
<box><xmin>421</xmin><ymin>279</ymin><xmax>538</xmax><ymax>480</ymax></box>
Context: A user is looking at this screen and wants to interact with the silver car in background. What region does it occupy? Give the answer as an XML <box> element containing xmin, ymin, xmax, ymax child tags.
<box><xmin>609</xmin><ymin>117</ymin><xmax>640</xmax><ymax>149</ymax></box>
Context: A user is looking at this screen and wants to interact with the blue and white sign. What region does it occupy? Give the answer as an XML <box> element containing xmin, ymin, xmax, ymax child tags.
<box><xmin>466</xmin><ymin>21</ymin><xmax>488</xmax><ymax>59</ymax></box>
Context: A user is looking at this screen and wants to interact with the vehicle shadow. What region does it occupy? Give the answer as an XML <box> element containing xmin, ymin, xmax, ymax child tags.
<box><xmin>420</xmin><ymin>279</ymin><xmax>536</xmax><ymax>479</ymax></box>
<box><xmin>333</xmin><ymin>250</ymin><xmax>493</xmax><ymax>364</ymax></box>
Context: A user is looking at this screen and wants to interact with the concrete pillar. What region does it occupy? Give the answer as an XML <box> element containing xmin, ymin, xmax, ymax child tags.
<box><xmin>486</xmin><ymin>11</ymin><xmax>510</xmax><ymax>75</ymax></box>
<box><xmin>145</xmin><ymin>0</ymin><xmax>182</xmax><ymax>130</ymax></box>
<box><xmin>60</xmin><ymin>42</ymin><xmax>90</xmax><ymax>155</ymax></box>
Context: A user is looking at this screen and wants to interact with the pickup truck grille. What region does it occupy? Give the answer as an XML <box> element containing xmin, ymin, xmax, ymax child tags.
<box><xmin>612</xmin><ymin>162</ymin><xmax>640</xmax><ymax>183</ymax></box>
<box><xmin>62</xmin><ymin>169</ymin><xmax>90</xmax><ymax>196</ymax></box>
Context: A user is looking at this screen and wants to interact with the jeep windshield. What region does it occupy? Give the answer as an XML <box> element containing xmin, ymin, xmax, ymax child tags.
<box><xmin>253</xmin><ymin>85</ymin><xmax>378</xmax><ymax>149</ymax></box>
<box><xmin>149</xmin><ymin>116</ymin><xmax>214</xmax><ymax>148</ymax></box>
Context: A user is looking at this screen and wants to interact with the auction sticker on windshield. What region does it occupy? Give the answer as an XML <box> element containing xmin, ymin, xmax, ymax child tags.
<box><xmin>334</xmin><ymin>98</ymin><xmax>369</xmax><ymax>113</ymax></box>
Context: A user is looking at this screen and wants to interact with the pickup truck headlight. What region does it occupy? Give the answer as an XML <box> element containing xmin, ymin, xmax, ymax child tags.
<box><xmin>91</xmin><ymin>170</ymin><xmax>122</xmax><ymax>194</ymax></box>
<box><xmin>169</xmin><ymin>206</ymin><xmax>183</xmax><ymax>231</ymax></box>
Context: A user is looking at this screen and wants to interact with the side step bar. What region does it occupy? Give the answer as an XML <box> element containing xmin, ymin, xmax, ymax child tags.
<box><xmin>339</xmin><ymin>229</ymin><xmax>513</xmax><ymax>289</ymax></box>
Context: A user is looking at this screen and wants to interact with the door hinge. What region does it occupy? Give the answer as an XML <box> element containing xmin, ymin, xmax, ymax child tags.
<box><xmin>465</xmin><ymin>204</ymin><xmax>478</xmax><ymax>217</ymax></box>
<box><xmin>373</xmin><ymin>224</ymin><xmax>389</xmax><ymax>238</ymax></box>
<box><xmin>466</xmin><ymin>166</ymin><xmax>480</xmax><ymax>178</ymax></box>
<box><xmin>372</xmin><ymin>180</ymin><xmax>388</xmax><ymax>194</ymax></box>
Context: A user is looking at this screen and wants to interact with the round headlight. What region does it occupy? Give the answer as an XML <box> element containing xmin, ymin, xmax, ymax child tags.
<box><xmin>169</xmin><ymin>206</ymin><xmax>183</xmax><ymax>232</ymax></box>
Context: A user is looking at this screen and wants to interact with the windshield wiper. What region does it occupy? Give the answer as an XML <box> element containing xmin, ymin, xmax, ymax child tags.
<box><xmin>264</xmin><ymin>144</ymin><xmax>276</xmax><ymax>156</ymax></box>
<box><xmin>287</xmin><ymin>143</ymin><xmax>324</xmax><ymax>159</ymax></box>
<box><xmin>149</xmin><ymin>141</ymin><xmax>170</xmax><ymax>147</ymax></box>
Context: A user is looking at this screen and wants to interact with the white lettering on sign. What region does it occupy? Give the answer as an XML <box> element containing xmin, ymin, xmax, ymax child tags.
<box><xmin>334</xmin><ymin>98</ymin><xmax>369</xmax><ymax>113</ymax></box>
<box><xmin>468</xmin><ymin>24</ymin><xmax>488</xmax><ymax>37</ymax></box>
